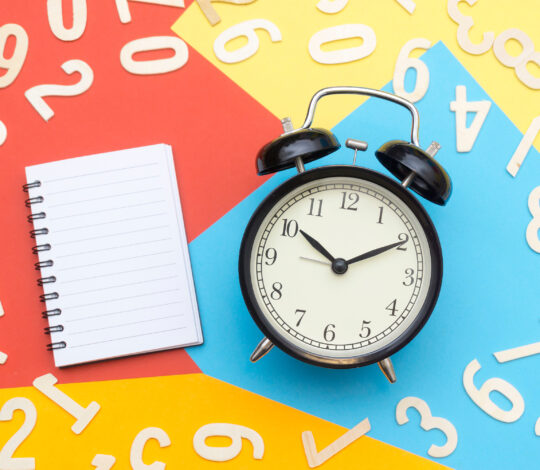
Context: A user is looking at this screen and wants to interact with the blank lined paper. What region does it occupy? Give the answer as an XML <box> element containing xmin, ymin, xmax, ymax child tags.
<box><xmin>26</xmin><ymin>144</ymin><xmax>203</xmax><ymax>367</ymax></box>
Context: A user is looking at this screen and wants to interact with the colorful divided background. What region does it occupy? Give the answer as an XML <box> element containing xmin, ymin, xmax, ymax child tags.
<box><xmin>0</xmin><ymin>0</ymin><xmax>538</xmax><ymax>468</ymax></box>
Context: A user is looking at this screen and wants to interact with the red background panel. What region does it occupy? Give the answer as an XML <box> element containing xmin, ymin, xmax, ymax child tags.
<box><xmin>0</xmin><ymin>0</ymin><xmax>279</xmax><ymax>388</ymax></box>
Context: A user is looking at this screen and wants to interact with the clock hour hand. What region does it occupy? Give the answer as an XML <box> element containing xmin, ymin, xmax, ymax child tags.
<box><xmin>346</xmin><ymin>240</ymin><xmax>404</xmax><ymax>265</ymax></box>
<box><xmin>299</xmin><ymin>230</ymin><xmax>335</xmax><ymax>263</ymax></box>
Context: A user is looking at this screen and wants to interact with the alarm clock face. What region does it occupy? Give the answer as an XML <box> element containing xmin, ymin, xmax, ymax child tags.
<box><xmin>239</xmin><ymin>166</ymin><xmax>442</xmax><ymax>368</ymax></box>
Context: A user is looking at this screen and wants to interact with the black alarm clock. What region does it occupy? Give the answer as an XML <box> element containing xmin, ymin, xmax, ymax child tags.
<box><xmin>239</xmin><ymin>86</ymin><xmax>451</xmax><ymax>383</ymax></box>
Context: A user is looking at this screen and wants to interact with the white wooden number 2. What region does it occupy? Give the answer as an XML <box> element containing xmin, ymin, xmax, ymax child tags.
<box><xmin>393</xmin><ymin>38</ymin><xmax>431</xmax><ymax>103</ymax></box>
<box><xmin>396</xmin><ymin>397</ymin><xmax>458</xmax><ymax>458</ymax></box>
<box><xmin>47</xmin><ymin>0</ymin><xmax>87</xmax><ymax>42</ymax></box>
<box><xmin>0</xmin><ymin>397</ymin><xmax>37</xmax><ymax>470</ymax></box>
<box><xmin>25</xmin><ymin>59</ymin><xmax>94</xmax><ymax>122</ymax></box>
<box><xmin>120</xmin><ymin>36</ymin><xmax>189</xmax><ymax>75</ymax></box>
<box><xmin>214</xmin><ymin>20</ymin><xmax>281</xmax><ymax>64</ymax></box>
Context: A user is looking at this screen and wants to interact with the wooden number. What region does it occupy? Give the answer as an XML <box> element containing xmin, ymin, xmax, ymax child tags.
<box><xmin>536</xmin><ymin>417</ymin><xmax>540</xmax><ymax>436</ymax></box>
<box><xmin>493</xmin><ymin>29</ymin><xmax>540</xmax><ymax>90</ymax></box>
<box><xmin>92</xmin><ymin>454</ymin><xmax>116</xmax><ymax>470</ymax></box>
<box><xmin>316</xmin><ymin>0</ymin><xmax>349</xmax><ymax>14</ymax></box>
<box><xmin>395</xmin><ymin>0</ymin><xmax>415</xmax><ymax>14</ymax></box>
<box><xmin>32</xmin><ymin>373</ymin><xmax>100</xmax><ymax>434</ymax></box>
<box><xmin>395</xmin><ymin>397</ymin><xmax>457</xmax><ymax>458</ymax></box>
<box><xmin>463</xmin><ymin>359</ymin><xmax>525</xmax><ymax>423</ymax></box>
<box><xmin>506</xmin><ymin>116</ymin><xmax>540</xmax><ymax>177</ymax></box>
<box><xmin>47</xmin><ymin>0</ymin><xmax>87</xmax><ymax>42</ymax></box>
<box><xmin>0</xmin><ymin>24</ymin><xmax>29</xmax><ymax>88</ymax></box>
<box><xmin>0</xmin><ymin>397</ymin><xmax>37</xmax><ymax>470</ymax></box>
<box><xmin>193</xmin><ymin>423</ymin><xmax>264</xmax><ymax>462</ymax></box>
<box><xmin>0</xmin><ymin>351</ymin><xmax>7</xmax><ymax>365</ymax></box>
<box><xmin>196</xmin><ymin>0</ymin><xmax>257</xmax><ymax>27</ymax></box>
<box><xmin>308</xmin><ymin>24</ymin><xmax>376</xmax><ymax>65</ymax></box>
<box><xmin>494</xmin><ymin>341</ymin><xmax>540</xmax><ymax>363</ymax></box>
<box><xmin>302</xmin><ymin>418</ymin><xmax>370</xmax><ymax>468</ymax></box>
<box><xmin>114</xmin><ymin>0</ymin><xmax>185</xmax><ymax>24</ymax></box>
<box><xmin>25</xmin><ymin>59</ymin><xmax>94</xmax><ymax>122</ymax></box>
<box><xmin>447</xmin><ymin>0</ymin><xmax>494</xmax><ymax>55</ymax></box>
<box><xmin>526</xmin><ymin>186</ymin><xmax>540</xmax><ymax>253</ymax></box>
<box><xmin>393</xmin><ymin>38</ymin><xmax>431</xmax><ymax>103</ymax></box>
<box><xmin>120</xmin><ymin>36</ymin><xmax>189</xmax><ymax>75</ymax></box>
<box><xmin>0</xmin><ymin>120</ymin><xmax>6</xmax><ymax>147</ymax></box>
<box><xmin>130</xmin><ymin>427</ymin><xmax>170</xmax><ymax>470</ymax></box>
<box><xmin>213</xmin><ymin>19</ymin><xmax>281</xmax><ymax>64</ymax></box>
<box><xmin>449</xmin><ymin>85</ymin><xmax>491</xmax><ymax>152</ymax></box>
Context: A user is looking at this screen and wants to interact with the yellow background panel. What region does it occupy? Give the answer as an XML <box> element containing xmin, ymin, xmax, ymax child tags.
<box><xmin>0</xmin><ymin>373</ymin><xmax>449</xmax><ymax>469</ymax></box>
<box><xmin>173</xmin><ymin>0</ymin><xmax>540</xmax><ymax>149</ymax></box>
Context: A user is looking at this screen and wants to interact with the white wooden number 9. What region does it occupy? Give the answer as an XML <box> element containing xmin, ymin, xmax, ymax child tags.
<box><xmin>193</xmin><ymin>423</ymin><xmax>264</xmax><ymax>462</ymax></box>
<box><xmin>0</xmin><ymin>397</ymin><xmax>37</xmax><ymax>470</ymax></box>
<box><xmin>463</xmin><ymin>359</ymin><xmax>525</xmax><ymax>423</ymax></box>
<box><xmin>526</xmin><ymin>186</ymin><xmax>540</xmax><ymax>253</ymax></box>
<box><xmin>393</xmin><ymin>38</ymin><xmax>431</xmax><ymax>103</ymax></box>
<box><xmin>213</xmin><ymin>20</ymin><xmax>282</xmax><ymax>64</ymax></box>
<box><xmin>395</xmin><ymin>397</ymin><xmax>458</xmax><ymax>458</ymax></box>
<box><xmin>0</xmin><ymin>24</ymin><xmax>29</xmax><ymax>88</ymax></box>
<box><xmin>47</xmin><ymin>0</ymin><xmax>87</xmax><ymax>41</ymax></box>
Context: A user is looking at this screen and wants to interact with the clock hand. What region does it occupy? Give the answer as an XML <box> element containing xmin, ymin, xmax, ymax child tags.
<box><xmin>299</xmin><ymin>255</ymin><xmax>332</xmax><ymax>266</ymax></box>
<box><xmin>346</xmin><ymin>240</ymin><xmax>404</xmax><ymax>265</ymax></box>
<box><xmin>299</xmin><ymin>230</ymin><xmax>335</xmax><ymax>263</ymax></box>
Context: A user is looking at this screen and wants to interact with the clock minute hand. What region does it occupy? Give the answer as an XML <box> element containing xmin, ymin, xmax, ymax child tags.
<box><xmin>346</xmin><ymin>240</ymin><xmax>404</xmax><ymax>265</ymax></box>
<box><xmin>299</xmin><ymin>230</ymin><xmax>335</xmax><ymax>263</ymax></box>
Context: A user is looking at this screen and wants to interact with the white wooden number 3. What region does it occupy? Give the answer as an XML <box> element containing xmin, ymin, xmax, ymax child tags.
<box><xmin>395</xmin><ymin>396</ymin><xmax>458</xmax><ymax>458</ymax></box>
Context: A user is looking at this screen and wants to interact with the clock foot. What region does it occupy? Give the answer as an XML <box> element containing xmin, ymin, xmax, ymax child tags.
<box><xmin>378</xmin><ymin>357</ymin><xmax>397</xmax><ymax>384</ymax></box>
<box><xmin>250</xmin><ymin>337</ymin><xmax>274</xmax><ymax>363</ymax></box>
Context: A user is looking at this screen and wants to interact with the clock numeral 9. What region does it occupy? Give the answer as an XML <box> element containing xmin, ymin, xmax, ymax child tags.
<box><xmin>280</xmin><ymin>219</ymin><xmax>299</xmax><ymax>237</ymax></box>
<box><xmin>308</xmin><ymin>198</ymin><xmax>323</xmax><ymax>217</ymax></box>
<box><xmin>294</xmin><ymin>309</ymin><xmax>307</xmax><ymax>327</ymax></box>
<box><xmin>403</xmin><ymin>268</ymin><xmax>415</xmax><ymax>286</ymax></box>
<box><xmin>323</xmin><ymin>324</ymin><xmax>336</xmax><ymax>342</ymax></box>
<box><xmin>340</xmin><ymin>192</ymin><xmax>359</xmax><ymax>211</ymax></box>
<box><xmin>359</xmin><ymin>320</ymin><xmax>371</xmax><ymax>338</ymax></box>
<box><xmin>264</xmin><ymin>248</ymin><xmax>277</xmax><ymax>265</ymax></box>
<box><xmin>270</xmin><ymin>282</ymin><xmax>282</xmax><ymax>300</ymax></box>
<box><xmin>397</xmin><ymin>233</ymin><xmax>409</xmax><ymax>251</ymax></box>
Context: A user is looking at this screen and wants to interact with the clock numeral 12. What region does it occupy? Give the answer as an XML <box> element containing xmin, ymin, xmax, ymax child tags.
<box><xmin>340</xmin><ymin>192</ymin><xmax>359</xmax><ymax>211</ymax></box>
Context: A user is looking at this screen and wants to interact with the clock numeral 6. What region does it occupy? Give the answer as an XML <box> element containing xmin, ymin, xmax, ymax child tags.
<box><xmin>270</xmin><ymin>282</ymin><xmax>282</xmax><ymax>300</ymax></box>
<box><xmin>403</xmin><ymin>268</ymin><xmax>415</xmax><ymax>286</ymax></box>
<box><xmin>323</xmin><ymin>324</ymin><xmax>336</xmax><ymax>342</ymax></box>
<box><xmin>340</xmin><ymin>191</ymin><xmax>359</xmax><ymax>211</ymax></box>
<box><xmin>280</xmin><ymin>219</ymin><xmax>299</xmax><ymax>237</ymax></box>
<box><xmin>359</xmin><ymin>320</ymin><xmax>371</xmax><ymax>338</ymax></box>
<box><xmin>264</xmin><ymin>248</ymin><xmax>277</xmax><ymax>265</ymax></box>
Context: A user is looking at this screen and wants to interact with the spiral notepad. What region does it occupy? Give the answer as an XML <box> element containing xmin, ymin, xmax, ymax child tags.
<box><xmin>24</xmin><ymin>144</ymin><xmax>203</xmax><ymax>367</ymax></box>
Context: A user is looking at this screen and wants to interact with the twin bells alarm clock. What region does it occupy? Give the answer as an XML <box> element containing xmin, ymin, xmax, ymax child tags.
<box><xmin>239</xmin><ymin>87</ymin><xmax>452</xmax><ymax>383</ymax></box>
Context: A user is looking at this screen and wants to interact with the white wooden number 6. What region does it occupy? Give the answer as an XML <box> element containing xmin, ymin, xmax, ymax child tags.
<box><xmin>0</xmin><ymin>397</ymin><xmax>37</xmax><ymax>470</ymax></box>
<box><xmin>396</xmin><ymin>396</ymin><xmax>458</xmax><ymax>458</ymax></box>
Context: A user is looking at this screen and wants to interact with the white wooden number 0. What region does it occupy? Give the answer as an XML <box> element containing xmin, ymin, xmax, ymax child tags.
<box><xmin>308</xmin><ymin>24</ymin><xmax>376</xmax><ymax>65</ymax></box>
<box><xmin>506</xmin><ymin>116</ymin><xmax>540</xmax><ymax>177</ymax></box>
<box><xmin>214</xmin><ymin>20</ymin><xmax>281</xmax><ymax>64</ymax></box>
<box><xmin>463</xmin><ymin>359</ymin><xmax>525</xmax><ymax>423</ymax></box>
<box><xmin>393</xmin><ymin>38</ymin><xmax>431</xmax><ymax>103</ymax></box>
<box><xmin>302</xmin><ymin>418</ymin><xmax>370</xmax><ymax>468</ymax></box>
<box><xmin>316</xmin><ymin>0</ymin><xmax>349</xmax><ymax>14</ymax></box>
<box><xmin>130</xmin><ymin>427</ymin><xmax>171</xmax><ymax>470</ymax></box>
<box><xmin>120</xmin><ymin>36</ymin><xmax>189</xmax><ymax>75</ymax></box>
<box><xmin>33</xmin><ymin>373</ymin><xmax>100</xmax><ymax>434</ymax></box>
<box><xmin>193</xmin><ymin>423</ymin><xmax>264</xmax><ymax>462</ymax></box>
<box><xmin>447</xmin><ymin>0</ymin><xmax>494</xmax><ymax>55</ymax></box>
<box><xmin>47</xmin><ymin>0</ymin><xmax>87</xmax><ymax>41</ymax></box>
<box><xmin>25</xmin><ymin>60</ymin><xmax>94</xmax><ymax>122</ymax></box>
<box><xmin>0</xmin><ymin>397</ymin><xmax>37</xmax><ymax>470</ymax></box>
<box><xmin>92</xmin><ymin>454</ymin><xmax>116</xmax><ymax>470</ymax></box>
<box><xmin>115</xmin><ymin>0</ymin><xmax>185</xmax><ymax>24</ymax></box>
<box><xmin>396</xmin><ymin>397</ymin><xmax>457</xmax><ymax>458</ymax></box>
<box><xmin>450</xmin><ymin>85</ymin><xmax>491</xmax><ymax>152</ymax></box>
<box><xmin>0</xmin><ymin>24</ymin><xmax>29</xmax><ymax>88</ymax></box>
<box><xmin>0</xmin><ymin>121</ymin><xmax>6</xmax><ymax>147</ymax></box>
<box><xmin>526</xmin><ymin>186</ymin><xmax>540</xmax><ymax>253</ymax></box>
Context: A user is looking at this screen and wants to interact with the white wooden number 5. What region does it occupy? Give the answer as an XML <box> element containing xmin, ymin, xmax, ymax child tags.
<box><xmin>396</xmin><ymin>396</ymin><xmax>458</xmax><ymax>458</ymax></box>
<box><xmin>0</xmin><ymin>397</ymin><xmax>37</xmax><ymax>470</ymax></box>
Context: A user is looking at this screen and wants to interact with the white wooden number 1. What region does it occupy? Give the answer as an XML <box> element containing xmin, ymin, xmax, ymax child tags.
<box><xmin>33</xmin><ymin>373</ymin><xmax>100</xmax><ymax>434</ymax></box>
<box><xmin>0</xmin><ymin>397</ymin><xmax>37</xmax><ymax>470</ymax></box>
<box><xmin>114</xmin><ymin>0</ymin><xmax>185</xmax><ymax>25</ymax></box>
<box><xmin>396</xmin><ymin>397</ymin><xmax>458</xmax><ymax>458</ymax></box>
<box><xmin>450</xmin><ymin>85</ymin><xmax>491</xmax><ymax>153</ymax></box>
<box><xmin>506</xmin><ymin>116</ymin><xmax>540</xmax><ymax>177</ymax></box>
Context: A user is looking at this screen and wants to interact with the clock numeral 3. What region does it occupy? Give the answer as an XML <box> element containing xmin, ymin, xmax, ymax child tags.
<box><xmin>403</xmin><ymin>268</ymin><xmax>415</xmax><ymax>286</ymax></box>
<box><xmin>264</xmin><ymin>248</ymin><xmax>277</xmax><ymax>265</ymax></box>
<box><xmin>270</xmin><ymin>282</ymin><xmax>282</xmax><ymax>300</ymax></box>
<box><xmin>386</xmin><ymin>299</ymin><xmax>398</xmax><ymax>316</ymax></box>
<box><xmin>397</xmin><ymin>233</ymin><xmax>409</xmax><ymax>251</ymax></box>
<box><xmin>323</xmin><ymin>324</ymin><xmax>336</xmax><ymax>342</ymax></box>
<box><xmin>308</xmin><ymin>198</ymin><xmax>323</xmax><ymax>217</ymax></box>
<box><xmin>340</xmin><ymin>191</ymin><xmax>359</xmax><ymax>211</ymax></box>
<box><xmin>280</xmin><ymin>219</ymin><xmax>299</xmax><ymax>237</ymax></box>
<box><xmin>294</xmin><ymin>309</ymin><xmax>307</xmax><ymax>327</ymax></box>
<box><xmin>359</xmin><ymin>320</ymin><xmax>371</xmax><ymax>338</ymax></box>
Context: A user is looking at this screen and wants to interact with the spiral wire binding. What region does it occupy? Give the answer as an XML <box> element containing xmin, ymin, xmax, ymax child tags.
<box><xmin>24</xmin><ymin>181</ymin><xmax>66</xmax><ymax>351</ymax></box>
